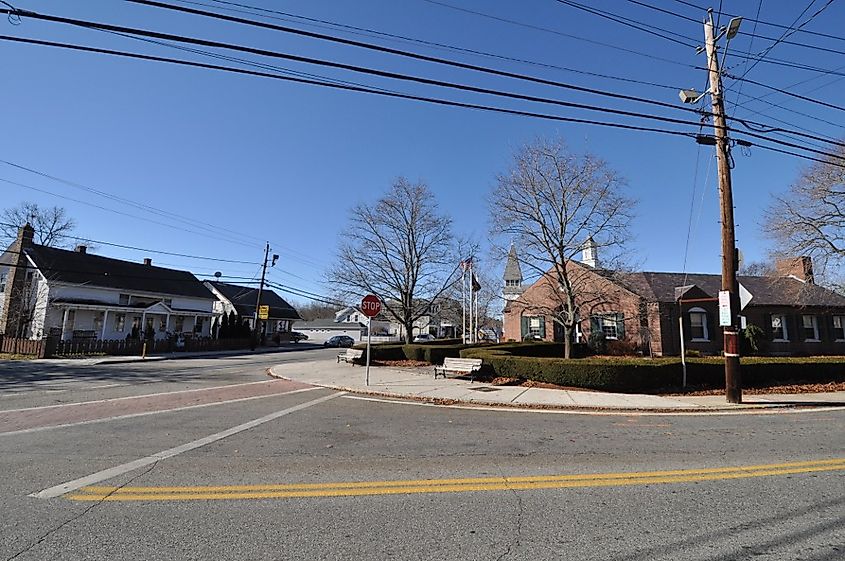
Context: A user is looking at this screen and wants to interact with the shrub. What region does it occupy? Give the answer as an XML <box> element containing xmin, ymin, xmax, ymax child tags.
<box><xmin>605</xmin><ymin>338</ymin><xmax>639</xmax><ymax>356</ymax></box>
<box><xmin>588</xmin><ymin>331</ymin><xmax>606</xmax><ymax>354</ymax></box>
<box><xmin>459</xmin><ymin>346</ymin><xmax>845</xmax><ymax>393</ymax></box>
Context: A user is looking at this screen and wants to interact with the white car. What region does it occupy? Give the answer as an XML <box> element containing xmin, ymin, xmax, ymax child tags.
<box><xmin>413</xmin><ymin>333</ymin><xmax>435</xmax><ymax>342</ymax></box>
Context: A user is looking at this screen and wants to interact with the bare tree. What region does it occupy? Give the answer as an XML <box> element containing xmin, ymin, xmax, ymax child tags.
<box><xmin>764</xmin><ymin>146</ymin><xmax>845</xmax><ymax>283</ymax></box>
<box><xmin>491</xmin><ymin>138</ymin><xmax>636</xmax><ymax>358</ymax></box>
<box><xmin>296</xmin><ymin>301</ymin><xmax>338</xmax><ymax>321</ymax></box>
<box><xmin>1</xmin><ymin>202</ymin><xmax>76</xmax><ymax>248</ymax></box>
<box><xmin>329</xmin><ymin>178</ymin><xmax>461</xmax><ymax>340</ymax></box>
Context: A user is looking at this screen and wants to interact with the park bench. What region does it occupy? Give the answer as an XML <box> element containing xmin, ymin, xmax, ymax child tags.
<box><xmin>337</xmin><ymin>348</ymin><xmax>364</xmax><ymax>364</ymax></box>
<box><xmin>433</xmin><ymin>357</ymin><xmax>483</xmax><ymax>382</ymax></box>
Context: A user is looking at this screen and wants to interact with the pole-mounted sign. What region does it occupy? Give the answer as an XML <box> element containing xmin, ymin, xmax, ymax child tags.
<box><xmin>360</xmin><ymin>295</ymin><xmax>381</xmax><ymax>386</ymax></box>
<box><xmin>361</xmin><ymin>295</ymin><xmax>381</xmax><ymax>318</ymax></box>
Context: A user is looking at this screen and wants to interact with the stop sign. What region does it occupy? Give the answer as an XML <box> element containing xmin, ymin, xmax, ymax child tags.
<box><xmin>360</xmin><ymin>295</ymin><xmax>381</xmax><ymax>318</ymax></box>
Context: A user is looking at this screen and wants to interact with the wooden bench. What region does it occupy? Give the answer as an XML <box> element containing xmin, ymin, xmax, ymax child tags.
<box><xmin>433</xmin><ymin>357</ymin><xmax>483</xmax><ymax>382</ymax></box>
<box><xmin>337</xmin><ymin>348</ymin><xmax>364</xmax><ymax>364</ymax></box>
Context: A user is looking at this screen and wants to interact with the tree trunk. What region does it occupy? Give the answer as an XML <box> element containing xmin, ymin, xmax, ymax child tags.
<box><xmin>563</xmin><ymin>325</ymin><xmax>572</xmax><ymax>359</ymax></box>
<box><xmin>404</xmin><ymin>320</ymin><xmax>415</xmax><ymax>344</ymax></box>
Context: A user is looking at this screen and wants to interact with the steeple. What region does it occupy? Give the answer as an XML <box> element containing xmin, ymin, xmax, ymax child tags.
<box><xmin>503</xmin><ymin>244</ymin><xmax>523</xmax><ymax>301</ymax></box>
<box><xmin>582</xmin><ymin>236</ymin><xmax>599</xmax><ymax>268</ymax></box>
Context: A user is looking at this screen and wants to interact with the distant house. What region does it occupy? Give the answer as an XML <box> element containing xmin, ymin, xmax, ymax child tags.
<box><xmin>503</xmin><ymin>243</ymin><xmax>845</xmax><ymax>356</ymax></box>
<box><xmin>204</xmin><ymin>281</ymin><xmax>300</xmax><ymax>339</ymax></box>
<box><xmin>0</xmin><ymin>224</ymin><xmax>216</xmax><ymax>341</ymax></box>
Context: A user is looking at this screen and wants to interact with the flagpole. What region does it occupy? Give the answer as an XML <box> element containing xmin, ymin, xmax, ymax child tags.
<box><xmin>461</xmin><ymin>265</ymin><xmax>466</xmax><ymax>344</ymax></box>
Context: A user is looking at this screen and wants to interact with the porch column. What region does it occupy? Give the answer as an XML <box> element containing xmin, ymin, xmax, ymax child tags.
<box><xmin>165</xmin><ymin>313</ymin><xmax>171</xmax><ymax>334</ymax></box>
<box><xmin>61</xmin><ymin>308</ymin><xmax>69</xmax><ymax>341</ymax></box>
<box><xmin>101</xmin><ymin>310</ymin><xmax>109</xmax><ymax>340</ymax></box>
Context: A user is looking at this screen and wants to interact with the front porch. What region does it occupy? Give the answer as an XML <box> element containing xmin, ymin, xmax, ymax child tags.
<box><xmin>49</xmin><ymin>301</ymin><xmax>213</xmax><ymax>342</ymax></box>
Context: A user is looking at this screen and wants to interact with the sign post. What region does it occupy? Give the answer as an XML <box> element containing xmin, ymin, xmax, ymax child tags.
<box><xmin>360</xmin><ymin>295</ymin><xmax>382</xmax><ymax>386</ymax></box>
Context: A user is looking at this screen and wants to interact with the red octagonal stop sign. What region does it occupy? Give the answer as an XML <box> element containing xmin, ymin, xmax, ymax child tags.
<box><xmin>360</xmin><ymin>294</ymin><xmax>381</xmax><ymax>318</ymax></box>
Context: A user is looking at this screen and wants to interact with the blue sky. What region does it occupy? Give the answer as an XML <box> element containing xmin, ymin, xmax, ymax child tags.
<box><xmin>2</xmin><ymin>0</ymin><xmax>844</xmax><ymax>306</ymax></box>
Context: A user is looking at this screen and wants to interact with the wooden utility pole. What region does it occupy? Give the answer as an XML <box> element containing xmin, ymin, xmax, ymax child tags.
<box><xmin>704</xmin><ymin>9</ymin><xmax>742</xmax><ymax>403</ymax></box>
<box><xmin>252</xmin><ymin>242</ymin><xmax>270</xmax><ymax>350</ymax></box>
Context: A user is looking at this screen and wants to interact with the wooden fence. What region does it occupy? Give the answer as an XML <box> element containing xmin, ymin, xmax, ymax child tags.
<box><xmin>0</xmin><ymin>336</ymin><xmax>253</xmax><ymax>358</ymax></box>
<box><xmin>0</xmin><ymin>335</ymin><xmax>47</xmax><ymax>357</ymax></box>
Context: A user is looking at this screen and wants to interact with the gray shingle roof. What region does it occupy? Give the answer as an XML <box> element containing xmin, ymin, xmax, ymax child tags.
<box><xmin>616</xmin><ymin>271</ymin><xmax>845</xmax><ymax>308</ymax></box>
<box><xmin>26</xmin><ymin>245</ymin><xmax>214</xmax><ymax>300</ymax></box>
<box><xmin>207</xmin><ymin>281</ymin><xmax>301</xmax><ymax>320</ymax></box>
<box><xmin>504</xmin><ymin>244</ymin><xmax>522</xmax><ymax>281</ymax></box>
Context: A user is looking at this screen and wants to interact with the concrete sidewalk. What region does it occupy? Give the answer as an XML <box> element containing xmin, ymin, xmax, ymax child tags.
<box><xmin>269</xmin><ymin>359</ymin><xmax>845</xmax><ymax>413</ymax></box>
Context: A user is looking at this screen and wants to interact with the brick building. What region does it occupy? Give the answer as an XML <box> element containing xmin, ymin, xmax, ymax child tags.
<box><xmin>502</xmin><ymin>246</ymin><xmax>845</xmax><ymax>356</ymax></box>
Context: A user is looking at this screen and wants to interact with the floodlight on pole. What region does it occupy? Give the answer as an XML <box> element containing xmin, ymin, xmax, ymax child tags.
<box><xmin>679</xmin><ymin>89</ymin><xmax>706</xmax><ymax>104</ymax></box>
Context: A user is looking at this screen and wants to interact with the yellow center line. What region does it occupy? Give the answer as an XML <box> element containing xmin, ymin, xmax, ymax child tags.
<box><xmin>66</xmin><ymin>458</ymin><xmax>845</xmax><ymax>502</ymax></box>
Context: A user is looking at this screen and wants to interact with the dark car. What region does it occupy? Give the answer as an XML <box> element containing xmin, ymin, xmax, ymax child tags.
<box><xmin>290</xmin><ymin>331</ymin><xmax>308</xmax><ymax>343</ymax></box>
<box><xmin>323</xmin><ymin>335</ymin><xmax>355</xmax><ymax>348</ymax></box>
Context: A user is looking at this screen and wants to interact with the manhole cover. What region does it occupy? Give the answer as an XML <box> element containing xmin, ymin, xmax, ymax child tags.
<box><xmin>469</xmin><ymin>386</ymin><xmax>501</xmax><ymax>392</ymax></box>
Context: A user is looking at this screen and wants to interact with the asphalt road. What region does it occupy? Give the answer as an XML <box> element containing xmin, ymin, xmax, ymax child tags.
<box><xmin>1</xmin><ymin>348</ymin><xmax>843</xmax><ymax>561</ymax></box>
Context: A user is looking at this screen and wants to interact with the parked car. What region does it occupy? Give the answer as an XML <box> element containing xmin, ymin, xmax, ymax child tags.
<box><xmin>413</xmin><ymin>333</ymin><xmax>435</xmax><ymax>342</ymax></box>
<box><xmin>323</xmin><ymin>335</ymin><xmax>355</xmax><ymax>348</ymax></box>
<box><xmin>290</xmin><ymin>331</ymin><xmax>308</xmax><ymax>343</ymax></box>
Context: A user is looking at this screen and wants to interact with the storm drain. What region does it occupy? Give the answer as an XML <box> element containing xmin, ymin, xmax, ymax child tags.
<box><xmin>468</xmin><ymin>386</ymin><xmax>501</xmax><ymax>392</ymax></box>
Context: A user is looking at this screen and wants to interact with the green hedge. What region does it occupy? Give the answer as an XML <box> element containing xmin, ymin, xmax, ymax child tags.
<box><xmin>355</xmin><ymin>342</ymin><xmax>470</xmax><ymax>364</ymax></box>
<box><xmin>459</xmin><ymin>346</ymin><xmax>845</xmax><ymax>392</ymax></box>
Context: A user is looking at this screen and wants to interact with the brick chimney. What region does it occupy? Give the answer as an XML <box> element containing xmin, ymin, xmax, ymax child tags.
<box><xmin>75</xmin><ymin>244</ymin><xmax>87</xmax><ymax>254</ymax></box>
<box><xmin>143</xmin><ymin>258</ymin><xmax>152</xmax><ymax>266</ymax></box>
<box><xmin>775</xmin><ymin>256</ymin><xmax>814</xmax><ymax>284</ymax></box>
<box><xmin>0</xmin><ymin>223</ymin><xmax>36</xmax><ymax>336</ymax></box>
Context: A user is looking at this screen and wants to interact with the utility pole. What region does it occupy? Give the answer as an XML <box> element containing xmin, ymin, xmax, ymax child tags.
<box><xmin>252</xmin><ymin>242</ymin><xmax>270</xmax><ymax>351</ymax></box>
<box><xmin>704</xmin><ymin>8</ymin><xmax>742</xmax><ymax>403</ymax></box>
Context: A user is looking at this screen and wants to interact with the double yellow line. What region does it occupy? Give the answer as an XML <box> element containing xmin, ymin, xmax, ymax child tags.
<box><xmin>67</xmin><ymin>458</ymin><xmax>845</xmax><ymax>502</ymax></box>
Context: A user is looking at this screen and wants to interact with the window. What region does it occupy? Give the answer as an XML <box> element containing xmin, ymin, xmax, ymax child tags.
<box><xmin>119</xmin><ymin>293</ymin><xmax>130</xmax><ymax>306</ymax></box>
<box><xmin>114</xmin><ymin>313</ymin><xmax>126</xmax><ymax>333</ymax></box>
<box><xmin>601</xmin><ymin>316</ymin><xmax>619</xmax><ymax>340</ymax></box>
<box><xmin>93</xmin><ymin>312</ymin><xmax>104</xmax><ymax>333</ymax></box>
<box><xmin>802</xmin><ymin>315</ymin><xmax>819</xmax><ymax>341</ymax></box>
<box><xmin>529</xmin><ymin>317</ymin><xmax>543</xmax><ymax>338</ymax></box>
<box><xmin>194</xmin><ymin>316</ymin><xmax>204</xmax><ymax>334</ymax></box>
<box><xmin>689</xmin><ymin>308</ymin><xmax>709</xmax><ymax>341</ymax></box>
<box><xmin>506</xmin><ymin>279</ymin><xmax>520</xmax><ymax>287</ymax></box>
<box><xmin>0</xmin><ymin>272</ymin><xmax>6</xmax><ymax>293</ymax></box>
<box><xmin>175</xmin><ymin>316</ymin><xmax>185</xmax><ymax>332</ymax></box>
<box><xmin>590</xmin><ymin>313</ymin><xmax>624</xmax><ymax>341</ymax></box>
<box><xmin>158</xmin><ymin>318</ymin><xmax>167</xmax><ymax>332</ymax></box>
<box><xmin>771</xmin><ymin>314</ymin><xmax>789</xmax><ymax>341</ymax></box>
<box><xmin>834</xmin><ymin>316</ymin><xmax>845</xmax><ymax>341</ymax></box>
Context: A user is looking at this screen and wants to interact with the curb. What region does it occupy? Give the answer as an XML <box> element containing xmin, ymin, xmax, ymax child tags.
<box><xmin>265</xmin><ymin>367</ymin><xmax>823</xmax><ymax>415</ymax></box>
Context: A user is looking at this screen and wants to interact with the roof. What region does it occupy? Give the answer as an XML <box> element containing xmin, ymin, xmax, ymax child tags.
<box><xmin>24</xmin><ymin>244</ymin><xmax>214</xmax><ymax>300</ymax></box>
<box><xmin>504</xmin><ymin>244</ymin><xmax>522</xmax><ymax>281</ymax></box>
<box><xmin>615</xmin><ymin>271</ymin><xmax>845</xmax><ymax>308</ymax></box>
<box><xmin>207</xmin><ymin>281</ymin><xmax>300</xmax><ymax>320</ymax></box>
<box><xmin>295</xmin><ymin>319</ymin><xmax>364</xmax><ymax>330</ymax></box>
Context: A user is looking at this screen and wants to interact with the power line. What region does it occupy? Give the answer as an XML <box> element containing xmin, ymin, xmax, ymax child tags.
<box><xmin>554</xmin><ymin>0</ymin><xmax>699</xmax><ymax>48</ymax></box>
<box><xmin>10</xmin><ymin>6</ymin><xmax>845</xmax><ymax>156</ymax></box>
<box><xmin>116</xmin><ymin>1</ymin><xmax>845</xmax><ymax>123</ymax></box>
<box><xmin>733</xmin><ymin>0</ymin><xmax>833</xmax><ymax>82</ymax></box>
<box><xmin>419</xmin><ymin>0</ymin><xmax>697</xmax><ymax>69</ymax></box>
<box><xmin>111</xmin><ymin>1</ymin><xmax>705</xmax><ymax>118</ymax></box>
<box><xmin>167</xmin><ymin>0</ymin><xmax>689</xmax><ymax>95</ymax></box>
<box><xmin>0</xmin><ymin>220</ymin><xmax>260</xmax><ymax>264</ymax></box>
<box><xmin>4</xmin><ymin>34</ymin><xmax>844</xmax><ymax>169</ymax></box>
<box><xmin>669</xmin><ymin>0</ymin><xmax>845</xmax><ymax>45</ymax></box>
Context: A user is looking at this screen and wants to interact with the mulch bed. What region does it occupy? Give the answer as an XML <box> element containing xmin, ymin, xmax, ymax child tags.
<box><xmin>663</xmin><ymin>380</ymin><xmax>845</xmax><ymax>396</ymax></box>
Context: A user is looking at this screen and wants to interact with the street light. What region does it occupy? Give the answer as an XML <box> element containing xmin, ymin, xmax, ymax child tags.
<box><xmin>726</xmin><ymin>17</ymin><xmax>742</xmax><ymax>40</ymax></box>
